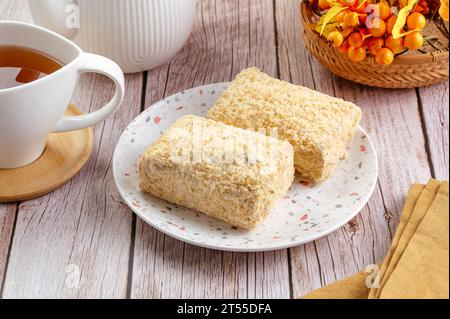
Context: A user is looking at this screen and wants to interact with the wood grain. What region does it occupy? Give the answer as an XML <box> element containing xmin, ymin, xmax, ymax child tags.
<box><xmin>275</xmin><ymin>0</ymin><xmax>433</xmax><ymax>297</ymax></box>
<box><xmin>1</xmin><ymin>72</ymin><xmax>144</xmax><ymax>298</ymax></box>
<box><xmin>419</xmin><ymin>83</ymin><xmax>449</xmax><ymax>180</ymax></box>
<box><xmin>130</xmin><ymin>0</ymin><xmax>290</xmax><ymax>299</ymax></box>
<box><xmin>0</xmin><ymin>0</ymin><xmax>31</xmax><ymax>296</ymax></box>
<box><xmin>0</xmin><ymin>0</ymin><xmax>447</xmax><ymax>299</ymax></box>
<box><xmin>0</xmin><ymin>204</ymin><xmax>16</xmax><ymax>295</ymax></box>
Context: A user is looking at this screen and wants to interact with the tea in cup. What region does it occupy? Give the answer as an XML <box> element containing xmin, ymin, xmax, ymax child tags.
<box><xmin>0</xmin><ymin>21</ymin><xmax>125</xmax><ymax>169</ymax></box>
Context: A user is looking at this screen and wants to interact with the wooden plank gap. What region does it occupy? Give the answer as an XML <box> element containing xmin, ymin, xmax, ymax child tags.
<box><xmin>126</xmin><ymin>71</ymin><xmax>149</xmax><ymax>299</ymax></box>
<box><xmin>140</xmin><ymin>72</ymin><xmax>149</xmax><ymax>112</ymax></box>
<box><xmin>272</xmin><ymin>0</ymin><xmax>281</xmax><ymax>79</ymax></box>
<box><xmin>126</xmin><ymin>213</ymin><xmax>137</xmax><ymax>299</ymax></box>
<box><xmin>417</xmin><ymin>83</ymin><xmax>449</xmax><ymax>180</ymax></box>
<box><xmin>415</xmin><ymin>88</ymin><xmax>437</xmax><ymax>179</ymax></box>
<box><xmin>287</xmin><ymin>249</ymin><xmax>294</xmax><ymax>299</ymax></box>
<box><xmin>0</xmin><ymin>203</ymin><xmax>19</xmax><ymax>298</ymax></box>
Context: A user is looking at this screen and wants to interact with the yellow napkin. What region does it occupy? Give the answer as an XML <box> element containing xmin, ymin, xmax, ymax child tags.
<box><xmin>377</xmin><ymin>181</ymin><xmax>449</xmax><ymax>299</ymax></box>
<box><xmin>303</xmin><ymin>271</ymin><xmax>370</xmax><ymax>299</ymax></box>
<box><xmin>302</xmin><ymin>179</ymin><xmax>449</xmax><ymax>299</ymax></box>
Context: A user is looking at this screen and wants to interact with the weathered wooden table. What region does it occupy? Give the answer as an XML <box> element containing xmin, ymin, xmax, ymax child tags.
<box><xmin>0</xmin><ymin>0</ymin><xmax>448</xmax><ymax>299</ymax></box>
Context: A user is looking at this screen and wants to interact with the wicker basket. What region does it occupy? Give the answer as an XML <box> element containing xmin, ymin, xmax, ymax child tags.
<box><xmin>300</xmin><ymin>3</ymin><xmax>449</xmax><ymax>89</ymax></box>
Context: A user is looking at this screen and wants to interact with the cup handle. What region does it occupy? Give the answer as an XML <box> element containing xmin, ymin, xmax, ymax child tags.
<box><xmin>52</xmin><ymin>53</ymin><xmax>125</xmax><ymax>133</ymax></box>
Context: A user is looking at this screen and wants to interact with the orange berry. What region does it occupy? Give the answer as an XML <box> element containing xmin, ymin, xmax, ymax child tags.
<box><xmin>399</xmin><ymin>0</ymin><xmax>408</xmax><ymax>8</ymax></box>
<box><xmin>412</xmin><ymin>4</ymin><xmax>424</xmax><ymax>13</ymax></box>
<box><xmin>375</xmin><ymin>48</ymin><xmax>394</xmax><ymax>65</ymax></box>
<box><xmin>385</xmin><ymin>35</ymin><xmax>405</xmax><ymax>53</ymax></box>
<box><xmin>343</xmin><ymin>12</ymin><xmax>360</xmax><ymax>27</ymax></box>
<box><xmin>335</xmin><ymin>10</ymin><xmax>349</xmax><ymax>23</ymax></box>
<box><xmin>367</xmin><ymin>2</ymin><xmax>392</xmax><ymax>20</ymax></box>
<box><xmin>338</xmin><ymin>40</ymin><xmax>350</xmax><ymax>54</ymax></box>
<box><xmin>348</xmin><ymin>46</ymin><xmax>367</xmax><ymax>62</ymax></box>
<box><xmin>358</xmin><ymin>13</ymin><xmax>368</xmax><ymax>24</ymax></box>
<box><xmin>342</xmin><ymin>27</ymin><xmax>354</xmax><ymax>38</ymax></box>
<box><xmin>386</xmin><ymin>15</ymin><xmax>398</xmax><ymax>34</ymax></box>
<box><xmin>378</xmin><ymin>2</ymin><xmax>392</xmax><ymax>20</ymax></box>
<box><xmin>338</xmin><ymin>0</ymin><xmax>356</xmax><ymax>6</ymax></box>
<box><xmin>407</xmin><ymin>13</ymin><xmax>427</xmax><ymax>30</ymax></box>
<box><xmin>404</xmin><ymin>31</ymin><xmax>424</xmax><ymax>50</ymax></box>
<box><xmin>359</xmin><ymin>27</ymin><xmax>370</xmax><ymax>37</ymax></box>
<box><xmin>348</xmin><ymin>32</ymin><xmax>364</xmax><ymax>47</ymax></box>
<box><xmin>366</xmin><ymin>37</ymin><xmax>384</xmax><ymax>55</ymax></box>
<box><xmin>366</xmin><ymin>17</ymin><xmax>387</xmax><ymax>37</ymax></box>
<box><xmin>327</xmin><ymin>31</ymin><xmax>344</xmax><ymax>48</ymax></box>
<box><xmin>318</xmin><ymin>0</ymin><xmax>330</xmax><ymax>10</ymax></box>
<box><xmin>421</xmin><ymin>6</ymin><xmax>430</xmax><ymax>15</ymax></box>
<box><xmin>356</xmin><ymin>2</ymin><xmax>368</xmax><ymax>14</ymax></box>
<box><xmin>439</xmin><ymin>3</ymin><xmax>449</xmax><ymax>20</ymax></box>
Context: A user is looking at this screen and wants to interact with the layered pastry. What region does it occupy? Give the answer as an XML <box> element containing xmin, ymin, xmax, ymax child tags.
<box><xmin>138</xmin><ymin>115</ymin><xmax>295</xmax><ymax>229</ymax></box>
<box><xmin>208</xmin><ymin>67</ymin><xmax>362</xmax><ymax>182</ymax></box>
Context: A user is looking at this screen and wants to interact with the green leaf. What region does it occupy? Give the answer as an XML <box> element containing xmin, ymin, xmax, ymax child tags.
<box><xmin>392</xmin><ymin>0</ymin><xmax>419</xmax><ymax>39</ymax></box>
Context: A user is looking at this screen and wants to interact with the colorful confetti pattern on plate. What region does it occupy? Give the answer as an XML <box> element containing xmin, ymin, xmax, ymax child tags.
<box><xmin>113</xmin><ymin>83</ymin><xmax>378</xmax><ymax>252</ymax></box>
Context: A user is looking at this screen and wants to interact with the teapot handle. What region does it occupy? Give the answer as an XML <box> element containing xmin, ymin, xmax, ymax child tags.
<box><xmin>28</xmin><ymin>0</ymin><xmax>78</xmax><ymax>39</ymax></box>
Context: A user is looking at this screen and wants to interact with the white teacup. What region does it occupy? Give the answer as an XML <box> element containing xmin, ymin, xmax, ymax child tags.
<box><xmin>0</xmin><ymin>21</ymin><xmax>125</xmax><ymax>169</ymax></box>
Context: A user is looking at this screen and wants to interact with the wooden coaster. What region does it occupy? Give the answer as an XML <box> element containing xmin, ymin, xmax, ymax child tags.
<box><xmin>0</xmin><ymin>104</ymin><xmax>94</xmax><ymax>203</ymax></box>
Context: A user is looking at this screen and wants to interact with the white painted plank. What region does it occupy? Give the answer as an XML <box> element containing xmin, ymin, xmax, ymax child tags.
<box><xmin>419</xmin><ymin>83</ymin><xmax>449</xmax><ymax>180</ymax></box>
<box><xmin>275</xmin><ymin>0</ymin><xmax>432</xmax><ymax>297</ymax></box>
<box><xmin>131</xmin><ymin>0</ymin><xmax>291</xmax><ymax>299</ymax></box>
<box><xmin>2</xmin><ymin>70</ymin><xmax>143</xmax><ymax>298</ymax></box>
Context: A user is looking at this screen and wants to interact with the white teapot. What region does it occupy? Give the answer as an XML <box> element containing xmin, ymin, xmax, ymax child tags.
<box><xmin>29</xmin><ymin>0</ymin><xmax>197</xmax><ymax>73</ymax></box>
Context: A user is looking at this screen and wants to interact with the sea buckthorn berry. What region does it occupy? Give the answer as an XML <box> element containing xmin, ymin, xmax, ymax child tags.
<box><xmin>399</xmin><ymin>0</ymin><xmax>408</xmax><ymax>8</ymax></box>
<box><xmin>338</xmin><ymin>0</ymin><xmax>356</xmax><ymax>6</ymax></box>
<box><xmin>386</xmin><ymin>15</ymin><xmax>398</xmax><ymax>34</ymax></box>
<box><xmin>367</xmin><ymin>2</ymin><xmax>392</xmax><ymax>20</ymax></box>
<box><xmin>343</xmin><ymin>12</ymin><xmax>360</xmax><ymax>27</ymax></box>
<box><xmin>407</xmin><ymin>13</ymin><xmax>427</xmax><ymax>30</ymax></box>
<box><xmin>418</xmin><ymin>0</ymin><xmax>428</xmax><ymax>6</ymax></box>
<box><xmin>439</xmin><ymin>2</ymin><xmax>448</xmax><ymax>20</ymax></box>
<box><xmin>366</xmin><ymin>37</ymin><xmax>384</xmax><ymax>55</ymax></box>
<box><xmin>318</xmin><ymin>0</ymin><xmax>331</xmax><ymax>10</ymax></box>
<box><xmin>359</xmin><ymin>27</ymin><xmax>370</xmax><ymax>37</ymax></box>
<box><xmin>366</xmin><ymin>17</ymin><xmax>387</xmax><ymax>37</ymax></box>
<box><xmin>327</xmin><ymin>31</ymin><xmax>344</xmax><ymax>48</ymax></box>
<box><xmin>412</xmin><ymin>4</ymin><xmax>424</xmax><ymax>13</ymax></box>
<box><xmin>347</xmin><ymin>46</ymin><xmax>367</xmax><ymax>62</ymax></box>
<box><xmin>348</xmin><ymin>32</ymin><xmax>364</xmax><ymax>48</ymax></box>
<box><xmin>378</xmin><ymin>2</ymin><xmax>392</xmax><ymax>19</ymax></box>
<box><xmin>335</xmin><ymin>10</ymin><xmax>349</xmax><ymax>23</ymax></box>
<box><xmin>404</xmin><ymin>31</ymin><xmax>424</xmax><ymax>50</ymax></box>
<box><xmin>358</xmin><ymin>13</ymin><xmax>368</xmax><ymax>24</ymax></box>
<box><xmin>421</xmin><ymin>6</ymin><xmax>430</xmax><ymax>15</ymax></box>
<box><xmin>356</xmin><ymin>1</ymin><xmax>368</xmax><ymax>13</ymax></box>
<box><xmin>385</xmin><ymin>35</ymin><xmax>405</xmax><ymax>53</ymax></box>
<box><xmin>338</xmin><ymin>40</ymin><xmax>350</xmax><ymax>54</ymax></box>
<box><xmin>375</xmin><ymin>48</ymin><xmax>394</xmax><ymax>65</ymax></box>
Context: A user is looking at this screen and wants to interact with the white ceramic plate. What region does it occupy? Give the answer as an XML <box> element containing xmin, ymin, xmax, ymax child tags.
<box><xmin>113</xmin><ymin>83</ymin><xmax>378</xmax><ymax>252</ymax></box>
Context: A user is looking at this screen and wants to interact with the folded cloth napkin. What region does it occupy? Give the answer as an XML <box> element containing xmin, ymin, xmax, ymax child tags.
<box><xmin>302</xmin><ymin>179</ymin><xmax>449</xmax><ymax>299</ymax></box>
<box><xmin>303</xmin><ymin>271</ymin><xmax>370</xmax><ymax>299</ymax></box>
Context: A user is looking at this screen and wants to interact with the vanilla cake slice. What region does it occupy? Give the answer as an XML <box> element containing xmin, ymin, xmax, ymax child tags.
<box><xmin>138</xmin><ymin>115</ymin><xmax>295</xmax><ymax>229</ymax></box>
<box><xmin>208</xmin><ymin>68</ymin><xmax>362</xmax><ymax>182</ymax></box>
